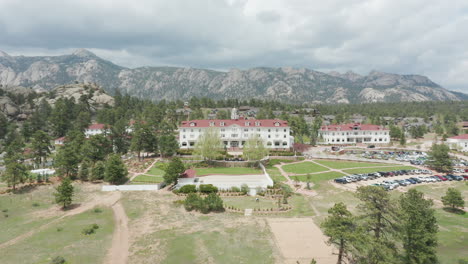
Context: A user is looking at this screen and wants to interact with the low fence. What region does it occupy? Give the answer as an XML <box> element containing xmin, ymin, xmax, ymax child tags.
<box><xmin>102</xmin><ymin>185</ymin><xmax>160</xmax><ymax>191</ymax></box>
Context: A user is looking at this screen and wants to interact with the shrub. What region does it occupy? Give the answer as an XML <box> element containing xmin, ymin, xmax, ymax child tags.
<box><xmin>177</xmin><ymin>149</ymin><xmax>194</xmax><ymax>155</ymax></box>
<box><xmin>230</xmin><ymin>186</ymin><xmax>240</xmax><ymax>192</ymax></box>
<box><xmin>56</xmin><ymin>227</ymin><xmax>63</xmax><ymax>232</ymax></box>
<box><xmin>199</xmin><ymin>184</ymin><xmax>218</xmax><ymax>194</ymax></box>
<box><xmin>240</xmin><ymin>184</ymin><xmax>249</xmax><ymax>195</ymax></box>
<box><xmin>93</xmin><ymin>208</ymin><xmax>103</xmax><ymax>213</ymax></box>
<box><xmin>4</xmin><ymin>214</ymin><xmax>8</xmax><ymax>218</ymax></box>
<box><xmin>179</xmin><ymin>184</ymin><xmax>197</xmax><ymax>194</ymax></box>
<box><xmin>204</xmin><ymin>193</ymin><xmax>224</xmax><ymax>212</ymax></box>
<box><xmin>50</xmin><ymin>256</ymin><xmax>66</xmax><ymax>264</ymax></box>
<box><xmin>82</xmin><ymin>224</ymin><xmax>99</xmax><ymax>235</ymax></box>
<box><xmin>184</xmin><ymin>193</ymin><xmax>202</xmax><ymax>211</ymax></box>
<box><xmin>2</xmin><ymin>209</ymin><xmax>8</xmax><ymax>213</ymax></box>
<box><xmin>32</xmin><ymin>202</ymin><xmax>40</xmax><ymax>207</ymax></box>
<box><xmin>183</xmin><ymin>193</ymin><xmax>224</xmax><ymax>213</ymax></box>
<box><xmin>82</xmin><ymin>227</ymin><xmax>95</xmax><ymax>235</ymax></box>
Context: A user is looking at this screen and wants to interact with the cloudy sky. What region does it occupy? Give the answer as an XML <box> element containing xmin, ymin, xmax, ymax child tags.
<box><xmin>0</xmin><ymin>0</ymin><xmax>467</xmax><ymax>92</ymax></box>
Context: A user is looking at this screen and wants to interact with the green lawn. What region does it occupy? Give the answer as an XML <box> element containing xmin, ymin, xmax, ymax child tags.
<box><xmin>313</xmin><ymin>159</ymin><xmax>395</xmax><ymax>169</ymax></box>
<box><xmin>132</xmin><ymin>175</ymin><xmax>164</xmax><ymax>183</ymax></box>
<box><xmin>290</xmin><ymin>171</ymin><xmax>346</xmax><ymax>187</ymax></box>
<box><xmin>194</xmin><ymin>167</ymin><xmax>262</xmax><ymax>176</ymax></box>
<box><xmin>266</xmin><ymin>167</ymin><xmax>287</xmax><ymax>182</ymax></box>
<box><xmin>223</xmin><ymin>196</ymin><xmax>279</xmax><ymax>210</ymax></box>
<box><xmin>282</xmin><ymin>161</ymin><xmax>328</xmax><ymax>174</ymax></box>
<box><xmin>146</xmin><ymin>163</ymin><xmax>166</xmax><ymax>176</ymax></box>
<box><xmin>342</xmin><ymin>166</ymin><xmax>418</xmax><ymax>175</ymax></box>
<box><xmin>0</xmin><ymin>208</ymin><xmax>114</xmax><ymax>264</ymax></box>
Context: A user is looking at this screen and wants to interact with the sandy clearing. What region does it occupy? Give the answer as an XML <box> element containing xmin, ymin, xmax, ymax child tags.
<box><xmin>267</xmin><ymin>218</ymin><xmax>335</xmax><ymax>264</ymax></box>
<box><xmin>105</xmin><ymin>201</ymin><xmax>129</xmax><ymax>264</ymax></box>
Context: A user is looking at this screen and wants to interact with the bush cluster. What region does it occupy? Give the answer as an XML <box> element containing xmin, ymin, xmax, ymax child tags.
<box><xmin>82</xmin><ymin>223</ymin><xmax>100</xmax><ymax>235</ymax></box>
<box><xmin>199</xmin><ymin>184</ymin><xmax>218</xmax><ymax>194</ymax></box>
<box><xmin>184</xmin><ymin>193</ymin><xmax>224</xmax><ymax>214</ymax></box>
<box><xmin>269</xmin><ymin>151</ymin><xmax>298</xmax><ymax>156</ymax></box>
<box><xmin>177</xmin><ymin>149</ymin><xmax>194</xmax><ymax>155</ymax></box>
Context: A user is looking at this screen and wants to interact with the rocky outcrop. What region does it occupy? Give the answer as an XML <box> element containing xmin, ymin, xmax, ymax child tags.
<box><xmin>0</xmin><ymin>96</ymin><xmax>19</xmax><ymax>117</ymax></box>
<box><xmin>0</xmin><ymin>49</ymin><xmax>466</xmax><ymax>104</ymax></box>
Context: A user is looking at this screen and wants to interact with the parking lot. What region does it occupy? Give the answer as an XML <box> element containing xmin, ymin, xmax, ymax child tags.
<box><xmin>332</xmin><ymin>169</ymin><xmax>467</xmax><ymax>192</ymax></box>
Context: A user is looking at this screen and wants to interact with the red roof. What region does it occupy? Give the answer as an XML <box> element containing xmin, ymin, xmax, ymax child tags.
<box><xmin>448</xmin><ymin>134</ymin><xmax>468</xmax><ymax>140</ymax></box>
<box><xmin>180</xmin><ymin>119</ymin><xmax>288</xmax><ymax>128</ymax></box>
<box><xmin>320</xmin><ymin>123</ymin><xmax>388</xmax><ymax>131</ymax></box>
<box><xmin>87</xmin><ymin>123</ymin><xmax>107</xmax><ymax>130</ymax></box>
<box><xmin>180</xmin><ymin>169</ymin><xmax>196</xmax><ymax>178</ymax></box>
<box><xmin>55</xmin><ymin>136</ymin><xmax>66</xmax><ymax>141</ymax></box>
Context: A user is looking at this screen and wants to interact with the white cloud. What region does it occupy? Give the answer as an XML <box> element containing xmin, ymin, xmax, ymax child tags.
<box><xmin>0</xmin><ymin>0</ymin><xmax>467</xmax><ymax>92</ymax></box>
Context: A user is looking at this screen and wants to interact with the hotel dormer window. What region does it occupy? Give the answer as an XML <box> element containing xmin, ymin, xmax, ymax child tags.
<box><xmin>255</xmin><ymin>122</ymin><xmax>260</xmax><ymax>126</ymax></box>
<box><xmin>190</xmin><ymin>122</ymin><xmax>195</xmax><ymax>127</ymax></box>
<box><xmin>275</xmin><ymin>122</ymin><xmax>280</xmax><ymax>127</ymax></box>
<box><xmin>245</xmin><ymin>122</ymin><xmax>250</xmax><ymax>126</ymax></box>
<box><xmin>209</xmin><ymin>122</ymin><xmax>215</xmax><ymax>126</ymax></box>
<box><xmin>220</xmin><ymin>122</ymin><xmax>225</xmax><ymax>126</ymax></box>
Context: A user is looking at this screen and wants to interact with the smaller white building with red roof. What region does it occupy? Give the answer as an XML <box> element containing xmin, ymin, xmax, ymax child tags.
<box><xmin>446</xmin><ymin>134</ymin><xmax>468</xmax><ymax>152</ymax></box>
<box><xmin>85</xmin><ymin>123</ymin><xmax>110</xmax><ymax>138</ymax></box>
<box><xmin>179</xmin><ymin>118</ymin><xmax>292</xmax><ymax>149</ymax></box>
<box><xmin>319</xmin><ymin>123</ymin><xmax>390</xmax><ymax>145</ymax></box>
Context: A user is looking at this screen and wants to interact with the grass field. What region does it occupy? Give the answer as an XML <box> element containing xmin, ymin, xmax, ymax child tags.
<box><xmin>146</xmin><ymin>163</ymin><xmax>166</xmax><ymax>176</ymax></box>
<box><xmin>266</xmin><ymin>167</ymin><xmax>287</xmax><ymax>182</ymax></box>
<box><xmin>291</xmin><ymin>171</ymin><xmax>346</xmax><ymax>189</ymax></box>
<box><xmin>0</xmin><ymin>185</ymin><xmax>60</xmax><ymax>244</ymax></box>
<box><xmin>0</xmin><ymin>208</ymin><xmax>114</xmax><ymax>264</ymax></box>
<box><xmin>132</xmin><ymin>175</ymin><xmax>164</xmax><ymax>183</ymax></box>
<box><xmin>223</xmin><ymin>196</ymin><xmax>279</xmax><ymax>210</ymax></box>
<box><xmin>194</xmin><ymin>167</ymin><xmax>262</xmax><ymax>176</ymax></box>
<box><xmin>282</xmin><ymin>162</ymin><xmax>328</xmax><ymax>174</ymax></box>
<box><xmin>121</xmin><ymin>192</ymin><xmax>281</xmax><ymax>264</ymax></box>
<box><xmin>313</xmin><ymin>159</ymin><xmax>395</xmax><ymax>169</ymax></box>
<box><xmin>342</xmin><ymin>165</ymin><xmax>417</xmax><ymax>175</ymax></box>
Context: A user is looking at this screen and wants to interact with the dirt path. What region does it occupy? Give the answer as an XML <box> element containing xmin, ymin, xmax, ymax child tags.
<box><xmin>105</xmin><ymin>201</ymin><xmax>129</xmax><ymax>264</ymax></box>
<box><xmin>0</xmin><ymin>191</ymin><xmax>121</xmax><ymax>250</ymax></box>
<box><xmin>268</xmin><ymin>218</ymin><xmax>335</xmax><ymax>264</ymax></box>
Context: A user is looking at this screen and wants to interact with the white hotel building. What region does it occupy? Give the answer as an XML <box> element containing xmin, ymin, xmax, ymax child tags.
<box><xmin>179</xmin><ymin>118</ymin><xmax>293</xmax><ymax>150</ymax></box>
<box><xmin>446</xmin><ymin>134</ymin><xmax>468</xmax><ymax>152</ymax></box>
<box><xmin>319</xmin><ymin>123</ymin><xmax>390</xmax><ymax>145</ymax></box>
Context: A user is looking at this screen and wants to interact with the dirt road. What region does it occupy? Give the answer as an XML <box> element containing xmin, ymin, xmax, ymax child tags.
<box><xmin>104</xmin><ymin>201</ymin><xmax>129</xmax><ymax>264</ymax></box>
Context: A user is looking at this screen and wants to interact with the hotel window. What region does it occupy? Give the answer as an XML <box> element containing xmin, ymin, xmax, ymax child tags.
<box><xmin>209</xmin><ymin>122</ymin><xmax>214</xmax><ymax>126</ymax></box>
<box><xmin>284</xmin><ymin>129</ymin><xmax>287</xmax><ymax>132</ymax></box>
<box><xmin>268</xmin><ymin>129</ymin><xmax>271</xmax><ymax>132</ymax></box>
<box><xmin>244</xmin><ymin>129</ymin><xmax>248</xmax><ymax>132</ymax></box>
<box><xmin>221</xmin><ymin>134</ymin><xmax>225</xmax><ymax>138</ymax></box>
<box><xmin>220</xmin><ymin>122</ymin><xmax>225</xmax><ymax>126</ymax></box>
<box><xmin>245</xmin><ymin>122</ymin><xmax>250</xmax><ymax>126</ymax></box>
<box><xmin>221</xmin><ymin>129</ymin><xmax>225</xmax><ymax>132</ymax></box>
<box><xmin>284</xmin><ymin>135</ymin><xmax>286</xmax><ymax>138</ymax></box>
<box><xmin>255</xmin><ymin>122</ymin><xmax>260</xmax><ymax>126</ymax></box>
<box><xmin>183</xmin><ymin>129</ymin><xmax>186</xmax><ymax>132</ymax></box>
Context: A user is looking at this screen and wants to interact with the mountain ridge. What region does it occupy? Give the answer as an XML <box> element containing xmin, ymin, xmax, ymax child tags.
<box><xmin>0</xmin><ymin>49</ymin><xmax>466</xmax><ymax>104</ymax></box>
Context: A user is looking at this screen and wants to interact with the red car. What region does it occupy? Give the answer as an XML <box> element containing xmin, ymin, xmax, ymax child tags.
<box><xmin>436</xmin><ymin>175</ymin><xmax>447</xmax><ymax>181</ymax></box>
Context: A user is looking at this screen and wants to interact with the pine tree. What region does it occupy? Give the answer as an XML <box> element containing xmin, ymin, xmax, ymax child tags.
<box><xmin>31</xmin><ymin>130</ymin><xmax>52</xmax><ymax>168</ymax></box>
<box><xmin>54</xmin><ymin>177</ymin><xmax>74</xmax><ymax>209</ymax></box>
<box><xmin>3</xmin><ymin>157</ymin><xmax>28</xmax><ymax>191</ymax></box>
<box><xmin>104</xmin><ymin>154</ymin><xmax>128</xmax><ymax>185</ymax></box>
<box><xmin>398</xmin><ymin>189</ymin><xmax>438</xmax><ymax>263</ymax></box>
<box><xmin>426</xmin><ymin>144</ymin><xmax>453</xmax><ymax>172</ymax></box>
<box><xmin>355</xmin><ymin>186</ymin><xmax>398</xmax><ymax>263</ymax></box>
<box><xmin>158</xmin><ymin>134</ymin><xmax>179</xmax><ymax>157</ymax></box>
<box><xmin>90</xmin><ymin>161</ymin><xmax>106</xmax><ymax>181</ymax></box>
<box><xmin>163</xmin><ymin>157</ymin><xmax>185</xmax><ymax>184</ymax></box>
<box><xmin>78</xmin><ymin>160</ymin><xmax>91</xmax><ymax>181</ymax></box>
<box><xmin>321</xmin><ymin>202</ymin><xmax>361</xmax><ymax>264</ymax></box>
